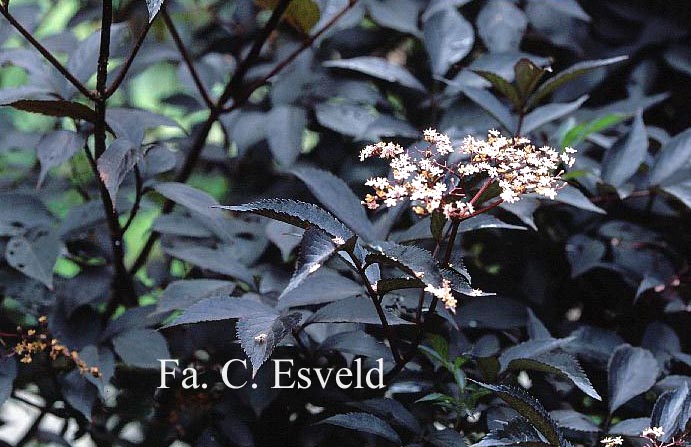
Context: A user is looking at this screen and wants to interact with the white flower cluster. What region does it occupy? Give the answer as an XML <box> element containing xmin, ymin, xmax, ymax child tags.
<box><xmin>360</xmin><ymin>136</ymin><xmax>451</xmax><ymax>215</ymax></box>
<box><xmin>459</xmin><ymin>130</ymin><xmax>576</xmax><ymax>203</ymax></box>
<box><xmin>642</xmin><ymin>427</ymin><xmax>664</xmax><ymax>439</ymax></box>
<box><xmin>424</xmin><ymin>279</ymin><xmax>456</xmax><ymax>312</ymax></box>
<box><xmin>360</xmin><ymin>129</ymin><xmax>576</xmax><ymax>216</ymax></box>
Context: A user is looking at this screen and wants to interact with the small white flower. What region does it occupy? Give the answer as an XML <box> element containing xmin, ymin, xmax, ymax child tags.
<box><xmin>384</xmin><ymin>197</ymin><xmax>398</xmax><ymax>207</ymax></box>
<box><xmin>600</xmin><ymin>436</ymin><xmax>623</xmax><ymax>447</ymax></box>
<box><xmin>641</xmin><ymin>427</ymin><xmax>664</xmax><ymax>438</ymax></box>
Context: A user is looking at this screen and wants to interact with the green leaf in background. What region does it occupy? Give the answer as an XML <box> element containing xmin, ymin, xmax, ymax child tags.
<box><xmin>256</xmin><ymin>0</ymin><xmax>320</xmax><ymax>34</ymax></box>
<box><xmin>561</xmin><ymin>113</ymin><xmax>625</xmax><ymax>148</ymax></box>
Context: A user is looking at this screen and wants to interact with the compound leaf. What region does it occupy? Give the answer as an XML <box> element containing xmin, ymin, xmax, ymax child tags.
<box><xmin>507</xmin><ymin>352</ymin><xmax>602</xmax><ymax>400</ymax></box>
<box><xmin>291</xmin><ymin>165</ymin><xmax>378</xmax><ymax>240</ymax></box>
<box><xmin>324</xmin><ymin>57</ymin><xmax>425</xmax><ymax>91</ymax></box>
<box><xmin>529</xmin><ymin>56</ymin><xmax>628</xmax><ymax>108</ymax></box>
<box><xmin>237</xmin><ymin>312</ymin><xmax>302</xmax><ymax>377</ymax></box>
<box><xmin>219</xmin><ymin>199</ymin><xmax>353</xmax><ymax>241</ymax></box>
<box><xmin>475</xmin><ymin>382</ymin><xmax>566</xmax><ymax>447</ymax></box>
<box><xmin>608</xmin><ymin>344</ymin><xmax>660</xmax><ymax>413</ymax></box>
<box><xmin>280</xmin><ymin>226</ymin><xmax>341</xmax><ymax>298</ymax></box>
<box><xmin>318</xmin><ymin>412</ymin><xmax>400</xmax><ymax>443</ymax></box>
<box><xmin>164</xmin><ymin>295</ymin><xmax>275</xmax><ymax>327</ymax></box>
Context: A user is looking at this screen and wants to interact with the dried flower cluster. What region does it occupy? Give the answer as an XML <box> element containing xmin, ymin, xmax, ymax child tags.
<box><xmin>7</xmin><ymin>316</ymin><xmax>101</xmax><ymax>378</ymax></box>
<box><xmin>360</xmin><ymin>129</ymin><xmax>576</xmax><ymax>217</ymax></box>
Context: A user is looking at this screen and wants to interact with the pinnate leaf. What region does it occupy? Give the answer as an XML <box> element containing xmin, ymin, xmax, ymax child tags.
<box><xmin>324</xmin><ymin>57</ymin><xmax>425</xmax><ymax>91</ymax></box>
<box><xmin>649</xmin><ymin>128</ymin><xmax>691</xmax><ymax>185</ymax></box>
<box><xmin>521</xmin><ymin>95</ymin><xmax>588</xmax><ymax>134</ymax></box>
<box><xmin>97</xmin><ymin>138</ymin><xmax>141</xmax><ymax>205</ymax></box>
<box><xmin>472</xmin><ymin>70</ymin><xmax>520</xmax><ymax>108</ymax></box>
<box><xmin>266</xmin><ymin>105</ymin><xmax>306</xmax><ymax>166</ymax></box>
<box><xmin>280</xmin><ymin>226</ymin><xmax>341</xmax><ymax>298</ymax></box>
<box><xmin>348</xmin><ymin>398</ymin><xmax>421</xmax><ymax>434</ymax></box>
<box><xmin>219</xmin><ymin>199</ymin><xmax>353</xmax><ymax>241</ymax></box>
<box><xmin>5</xmin><ymin>229</ymin><xmax>61</xmax><ymax>289</ymax></box>
<box><xmin>366</xmin><ymin>241</ymin><xmax>445</xmax><ymax>291</ymax></box>
<box><xmin>529</xmin><ymin>56</ymin><xmax>628</xmax><ymax>108</ymax></box>
<box><xmin>310</xmin><ymin>296</ymin><xmax>412</xmax><ymax>325</ymax></box>
<box><xmin>5</xmin><ymin>99</ymin><xmax>98</xmax><ymax>122</ymax></box>
<box><xmin>112</xmin><ymin>328</ymin><xmax>170</xmax><ymax>369</ymax></box>
<box><xmin>499</xmin><ymin>337</ymin><xmax>575</xmax><ymax>372</ymax></box>
<box><xmin>291</xmin><ymin>165</ymin><xmax>379</xmax><ymax>240</ymax></box>
<box><xmin>424</xmin><ymin>8</ymin><xmax>474</xmax><ymax>76</ymax></box>
<box><xmin>608</xmin><ymin>344</ymin><xmax>659</xmax><ymax>413</ymax></box>
<box><xmin>473</xmin><ymin>416</ymin><xmax>546</xmax><ymax>447</ymax></box>
<box><xmin>164</xmin><ymin>295</ymin><xmax>274</xmax><ymax>327</ymax></box>
<box><xmin>36</xmin><ymin>130</ymin><xmax>85</xmax><ymax>188</ymax></box>
<box><xmin>475</xmin><ymin>382</ymin><xmax>567</xmax><ymax>447</ymax></box>
<box><xmin>507</xmin><ymin>352</ymin><xmax>602</xmax><ymax>400</ymax></box>
<box><xmin>237</xmin><ymin>312</ymin><xmax>301</xmax><ymax>377</ymax></box>
<box><xmin>650</xmin><ymin>382</ymin><xmax>690</xmax><ymax>442</ymax></box>
<box><xmin>318</xmin><ymin>412</ymin><xmax>400</xmax><ymax>443</ymax></box>
<box><xmin>601</xmin><ymin>112</ymin><xmax>648</xmax><ymax>187</ymax></box>
<box><xmin>162</xmin><ymin>242</ymin><xmax>255</xmax><ymax>284</ymax></box>
<box><xmin>477</xmin><ymin>0</ymin><xmax>527</xmax><ymax>54</ymax></box>
<box><xmin>514</xmin><ymin>58</ymin><xmax>547</xmax><ymax>104</ymax></box>
<box><xmin>155</xmin><ymin>279</ymin><xmax>236</xmax><ymax>314</ymax></box>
